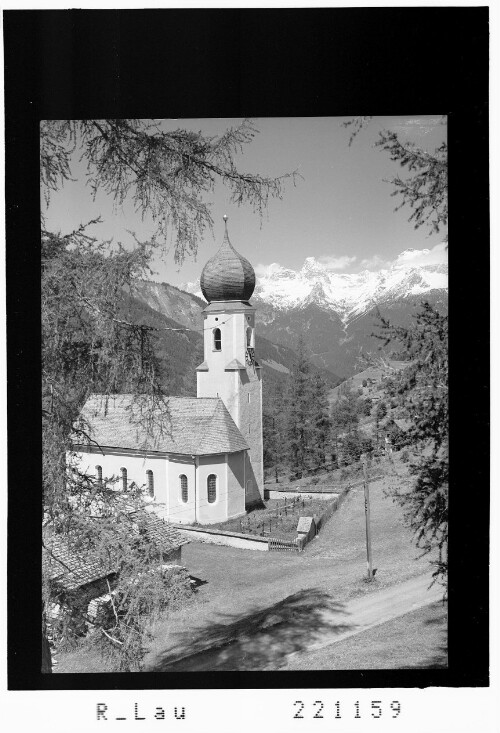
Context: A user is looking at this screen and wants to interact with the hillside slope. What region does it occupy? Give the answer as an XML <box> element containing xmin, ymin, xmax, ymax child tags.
<box><xmin>122</xmin><ymin>288</ymin><xmax>341</xmax><ymax>398</ymax></box>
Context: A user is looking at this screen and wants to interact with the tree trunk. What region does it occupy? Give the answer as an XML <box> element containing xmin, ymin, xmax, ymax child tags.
<box><xmin>42</xmin><ymin>615</ymin><xmax>52</xmax><ymax>674</ymax></box>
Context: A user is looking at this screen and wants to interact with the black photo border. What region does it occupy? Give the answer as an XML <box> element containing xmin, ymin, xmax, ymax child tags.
<box><xmin>4</xmin><ymin>7</ymin><xmax>489</xmax><ymax>690</ymax></box>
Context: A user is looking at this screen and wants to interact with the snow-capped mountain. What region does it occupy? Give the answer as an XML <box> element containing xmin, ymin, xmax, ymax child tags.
<box><xmin>169</xmin><ymin>246</ymin><xmax>448</xmax><ymax>378</ymax></box>
<box><xmin>182</xmin><ymin>248</ymin><xmax>447</xmax><ymax>326</ymax></box>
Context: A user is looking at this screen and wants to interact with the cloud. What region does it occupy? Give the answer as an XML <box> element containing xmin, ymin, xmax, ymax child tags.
<box><xmin>254</xmin><ymin>262</ymin><xmax>286</xmax><ymax>278</ymax></box>
<box><xmin>402</xmin><ymin>117</ymin><xmax>444</xmax><ymax>127</ymax></box>
<box><xmin>393</xmin><ymin>242</ymin><xmax>448</xmax><ymax>268</ymax></box>
<box><xmin>389</xmin><ymin>116</ymin><xmax>446</xmax><ymax>138</ymax></box>
<box><xmin>359</xmin><ymin>255</ymin><xmax>390</xmax><ymax>270</ymax></box>
<box><xmin>317</xmin><ymin>255</ymin><xmax>357</xmax><ymax>271</ymax></box>
<box><xmin>255</xmin><ymin>242</ymin><xmax>447</xmax><ymax>280</ymax></box>
<box><xmin>359</xmin><ymin>243</ymin><xmax>447</xmax><ymax>272</ymax></box>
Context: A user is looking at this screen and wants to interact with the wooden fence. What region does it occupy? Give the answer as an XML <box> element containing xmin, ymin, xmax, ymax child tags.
<box><xmin>239</xmin><ymin>495</ymin><xmax>313</xmax><ymax>537</ymax></box>
<box><xmin>266</xmin><ymin>484</ymin><xmax>340</xmax><ymax>494</ymax></box>
<box><xmin>268</xmin><ymin>537</ymin><xmax>300</xmax><ymax>552</ymax></box>
<box><xmin>265</xmin><ymin>470</ymin><xmax>386</xmax><ymax>496</ymax></box>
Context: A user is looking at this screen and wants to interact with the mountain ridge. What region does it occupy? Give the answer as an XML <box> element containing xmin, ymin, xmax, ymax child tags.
<box><xmin>181</xmin><ymin>248</ymin><xmax>447</xmax><ymax>325</ymax></box>
<box><xmin>136</xmin><ymin>248</ymin><xmax>447</xmax><ymax>378</ymax></box>
<box><xmin>126</xmin><ymin>285</ymin><xmax>342</xmax><ymax>394</ymax></box>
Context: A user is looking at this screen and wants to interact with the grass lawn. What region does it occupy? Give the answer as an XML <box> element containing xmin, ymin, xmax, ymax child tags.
<box><xmin>56</xmin><ymin>457</ymin><xmax>440</xmax><ymax>673</ymax></box>
<box><xmin>196</xmin><ymin>495</ymin><xmax>338</xmax><ymax>540</ymax></box>
<box><xmin>282</xmin><ymin>601</ymin><xmax>447</xmax><ymax>670</ymax></box>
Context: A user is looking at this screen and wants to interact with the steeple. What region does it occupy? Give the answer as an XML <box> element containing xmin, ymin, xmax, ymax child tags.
<box><xmin>200</xmin><ymin>216</ymin><xmax>256</xmax><ymax>302</ymax></box>
<box><xmin>197</xmin><ymin>217</ymin><xmax>264</xmax><ymax>507</ymax></box>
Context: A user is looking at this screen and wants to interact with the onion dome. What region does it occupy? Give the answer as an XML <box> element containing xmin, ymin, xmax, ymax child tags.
<box><xmin>200</xmin><ymin>216</ymin><xmax>256</xmax><ymax>302</ymax></box>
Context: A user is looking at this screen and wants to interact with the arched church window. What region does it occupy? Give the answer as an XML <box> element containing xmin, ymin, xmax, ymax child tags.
<box><xmin>120</xmin><ymin>467</ymin><xmax>127</xmax><ymax>491</ymax></box>
<box><xmin>207</xmin><ymin>474</ymin><xmax>217</xmax><ymax>504</ymax></box>
<box><xmin>146</xmin><ymin>470</ymin><xmax>154</xmax><ymax>498</ymax></box>
<box><xmin>246</xmin><ymin>327</ymin><xmax>254</xmax><ymax>348</ymax></box>
<box><xmin>213</xmin><ymin>328</ymin><xmax>222</xmax><ymax>351</ymax></box>
<box><xmin>180</xmin><ymin>474</ymin><xmax>188</xmax><ymax>503</ymax></box>
<box><xmin>95</xmin><ymin>465</ymin><xmax>102</xmax><ymax>488</ymax></box>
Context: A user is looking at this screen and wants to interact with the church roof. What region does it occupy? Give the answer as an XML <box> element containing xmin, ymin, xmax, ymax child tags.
<box><xmin>77</xmin><ymin>394</ymin><xmax>249</xmax><ymax>455</ymax></box>
<box><xmin>224</xmin><ymin>359</ymin><xmax>246</xmax><ymax>370</ymax></box>
<box><xmin>202</xmin><ymin>300</ymin><xmax>254</xmax><ymax>314</ymax></box>
<box><xmin>200</xmin><ymin>216</ymin><xmax>256</xmax><ymax>302</ymax></box>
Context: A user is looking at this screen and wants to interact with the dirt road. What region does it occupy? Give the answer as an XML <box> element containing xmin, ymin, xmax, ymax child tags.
<box><xmin>143</xmin><ymin>478</ymin><xmax>445</xmax><ymax>672</ymax></box>
<box><xmin>147</xmin><ymin>572</ymin><xmax>442</xmax><ymax>672</ymax></box>
<box><xmin>280</xmin><ymin>572</ymin><xmax>443</xmax><ymax>670</ymax></box>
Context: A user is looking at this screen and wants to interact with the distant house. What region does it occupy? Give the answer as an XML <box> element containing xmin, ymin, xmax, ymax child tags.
<box><xmin>380</xmin><ymin>417</ymin><xmax>412</xmax><ymax>448</ymax></box>
<box><xmin>392</xmin><ymin>418</ymin><xmax>412</xmax><ymax>433</ymax></box>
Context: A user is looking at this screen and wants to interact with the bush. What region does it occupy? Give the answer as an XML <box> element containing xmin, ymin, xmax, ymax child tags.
<box><xmin>400</xmin><ymin>449</ymin><xmax>410</xmax><ymax>463</ymax></box>
<box><xmin>360</xmin><ymin>398</ymin><xmax>373</xmax><ymax>417</ymax></box>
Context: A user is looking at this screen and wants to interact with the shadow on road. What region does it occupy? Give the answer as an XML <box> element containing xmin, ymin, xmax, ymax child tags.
<box><xmin>148</xmin><ymin>588</ymin><xmax>351</xmax><ymax>672</ymax></box>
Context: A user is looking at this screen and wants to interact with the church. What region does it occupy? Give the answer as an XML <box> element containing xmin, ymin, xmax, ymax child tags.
<box><xmin>73</xmin><ymin>217</ymin><xmax>264</xmax><ymax>525</ymax></box>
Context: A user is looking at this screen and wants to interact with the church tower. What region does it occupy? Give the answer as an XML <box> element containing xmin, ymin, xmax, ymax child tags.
<box><xmin>196</xmin><ymin>216</ymin><xmax>264</xmax><ymax>506</ymax></box>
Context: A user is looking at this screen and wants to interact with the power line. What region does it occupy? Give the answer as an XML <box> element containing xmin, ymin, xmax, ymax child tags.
<box><xmin>77</xmin><ymin>289</ymin><xmax>235</xmax><ymax>334</ymax></box>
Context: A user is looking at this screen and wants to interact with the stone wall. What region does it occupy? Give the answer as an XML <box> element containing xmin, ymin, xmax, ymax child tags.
<box><xmin>173</xmin><ymin>524</ymin><xmax>269</xmax><ymax>552</ymax></box>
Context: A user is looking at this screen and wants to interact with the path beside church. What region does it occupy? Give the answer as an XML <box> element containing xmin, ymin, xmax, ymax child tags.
<box><xmin>145</xmin><ymin>477</ymin><xmax>442</xmax><ymax>671</ymax></box>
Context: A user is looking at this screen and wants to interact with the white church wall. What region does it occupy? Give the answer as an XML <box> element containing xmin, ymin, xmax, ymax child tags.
<box><xmin>202</xmin><ymin>310</ymin><xmax>248</xmax><ymax>370</ymax></box>
<box><xmin>198</xmin><ymin>310</ymin><xmax>251</xmax><ymax>427</ymax></box>
<box><xmin>197</xmin><ymin>453</ymin><xmax>227</xmax><ymax>524</ymax></box>
<box><xmin>72</xmin><ymin>447</ymin><xmax>168</xmax><ymax>505</ymax></box>
<box><xmin>197</xmin><ymin>364</ymin><xmax>239</xmax><ymax>424</ymax></box>
<box><xmin>197</xmin><ymin>303</ymin><xmax>264</xmax><ymax>504</ymax></box>
<box><xmin>238</xmin><ymin>368</ymin><xmax>264</xmax><ymax>503</ymax></box>
<box><xmin>72</xmin><ymin>448</ymin><xmax>248</xmax><ymax>526</ymax></box>
<box><xmin>227</xmin><ymin>451</ymin><xmax>246</xmax><ymax>518</ymax></box>
<box><xmin>166</xmin><ymin>454</ymin><xmax>196</xmax><ymax>525</ymax></box>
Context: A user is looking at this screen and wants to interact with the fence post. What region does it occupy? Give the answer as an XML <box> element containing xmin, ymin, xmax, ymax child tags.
<box><xmin>361</xmin><ymin>454</ymin><xmax>374</xmax><ymax>580</ymax></box>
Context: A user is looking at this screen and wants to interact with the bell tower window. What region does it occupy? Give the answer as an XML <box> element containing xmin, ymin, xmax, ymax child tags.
<box><xmin>146</xmin><ymin>470</ymin><xmax>154</xmax><ymax>498</ymax></box>
<box><xmin>213</xmin><ymin>328</ymin><xmax>222</xmax><ymax>351</ymax></box>
<box><xmin>207</xmin><ymin>474</ymin><xmax>217</xmax><ymax>503</ymax></box>
<box><xmin>180</xmin><ymin>474</ymin><xmax>188</xmax><ymax>504</ymax></box>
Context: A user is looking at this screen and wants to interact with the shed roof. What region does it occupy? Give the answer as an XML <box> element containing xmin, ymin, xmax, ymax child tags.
<box><xmin>76</xmin><ymin>394</ymin><xmax>249</xmax><ymax>455</ymax></box>
<box><xmin>43</xmin><ymin>512</ymin><xmax>189</xmax><ymax>592</ymax></box>
<box><xmin>43</xmin><ymin>535</ymin><xmax>111</xmax><ymax>591</ymax></box>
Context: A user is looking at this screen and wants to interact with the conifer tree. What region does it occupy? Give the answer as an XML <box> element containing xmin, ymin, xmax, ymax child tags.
<box><xmin>375</xmin><ymin>400</ymin><xmax>388</xmax><ymax>427</ymax></box>
<box><xmin>40</xmin><ymin>119</ymin><xmax>295</xmax><ymax>671</ymax></box>
<box><xmin>287</xmin><ymin>338</ymin><xmax>313</xmax><ymax>479</ymax></box>
<box><xmin>376</xmin><ymin>304</ymin><xmax>448</xmax><ymax>586</ymax></box>
<box><xmin>266</xmin><ymin>378</ymin><xmax>289</xmax><ymax>482</ymax></box>
<box><xmin>331</xmin><ymin>389</ymin><xmax>359</xmax><ymax>435</ymax></box>
<box><xmin>309</xmin><ymin>371</ymin><xmax>332</xmax><ymax>470</ymax></box>
<box><xmin>344</xmin><ymin>116</ymin><xmax>449</xmax><ymax>588</ymax></box>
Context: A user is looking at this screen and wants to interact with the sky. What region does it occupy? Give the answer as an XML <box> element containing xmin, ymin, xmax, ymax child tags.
<box><xmin>42</xmin><ymin>116</ymin><xmax>447</xmax><ymax>287</ymax></box>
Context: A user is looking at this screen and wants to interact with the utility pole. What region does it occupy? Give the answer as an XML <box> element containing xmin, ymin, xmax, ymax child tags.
<box><xmin>361</xmin><ymin>453</ymin><xmax>373</xmax><ymax>580</ymax></box>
